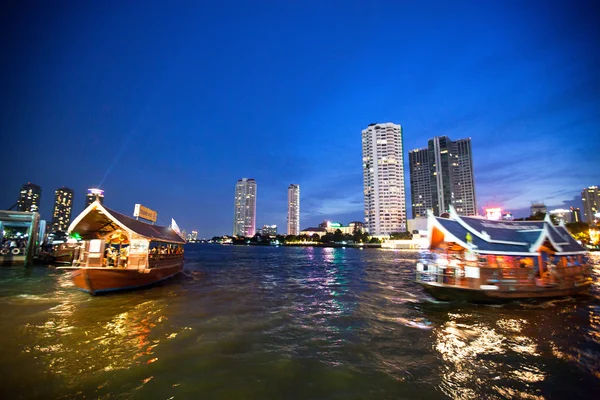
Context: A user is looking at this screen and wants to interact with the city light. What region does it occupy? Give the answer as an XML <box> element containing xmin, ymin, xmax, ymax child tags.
<box><xmin>484</xmin><ymin>207</ymin><xmax>502</xmax><ymax>220</ymax></box>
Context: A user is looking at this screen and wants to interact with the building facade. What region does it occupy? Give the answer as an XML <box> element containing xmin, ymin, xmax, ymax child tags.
<box><xmin>86</xmin><ymin>188</ymin><xmax>104</xmax><ymax>207</ymax></box>
<box><xmin>259</xmin><ymin>225</ymin><xmax>277</xmax><ymax>236</ymax></box>
<box><xmin>287</xmin><ymin>184</ymin><xmax>300</xmax><ymax>235</ymax></box>
<box><xmin>51</xmin><ymin>187</ymin><xmax>74</xmax><ymax>232</ymax></box>
<box><xmin>17</xmin><ymin>183</ymin><xmax>42</xmax><ymax>212</ymax></box>
<box><xmin>409</xmin><ymin>136</ymin><xmax>476</xmax><ymax>217</ymax></box>
<box><xmin>530</xmin><ymin>202</ymin><xmax>547</xmax><ymax>216</ymax></box>
<box><xmin>408</xmin><ymin>148</ymin><xmax>432</xmax><ymax>218</ymax></box>
<box><xmin>570</xmin><ymin>207</ymin><xmax>581</xmax><ymax>223</ymax></box>
<box><xmin>362</xmin><ymin>123</ymin><xmax>407</xmax><ymax>234</ymax></box>
<box><xmin>582</xmin><ymin>186</ymin><xmax>599</xmax><ymax>225</ymax></box>
<box><xmin>233</xmin><ymin>178</ymin><xmax>257</xmax><ymax>236</ymax></box>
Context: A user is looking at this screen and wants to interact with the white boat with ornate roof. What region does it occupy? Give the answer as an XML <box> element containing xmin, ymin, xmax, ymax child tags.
<box><xmin>416</xmin><ymin>206</ymin><xmax>592</xmax><ymax>303</ymax></box>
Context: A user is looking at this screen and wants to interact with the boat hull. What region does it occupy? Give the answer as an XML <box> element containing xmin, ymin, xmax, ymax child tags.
<box><xmin>419</xmin><ymin>280</ymin><xmax>592</xmax><ymax>303</ymax></box>
<box><xmin>69</xmin><ymin>260</ymin><xmax>184</xmax><ymax>294</ymax></box>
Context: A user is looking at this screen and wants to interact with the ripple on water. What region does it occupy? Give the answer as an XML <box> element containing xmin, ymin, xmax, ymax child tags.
<box><xmin>0</xmin><ymin>247</ymin><xmax>599</xmax><ymax>399</ymax></box>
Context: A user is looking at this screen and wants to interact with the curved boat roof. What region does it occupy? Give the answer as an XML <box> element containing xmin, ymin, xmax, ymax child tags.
<box><xmin>428</xmin><ymin>206</ymin><xmax>587</xmax><ymax>255</ymax></box>
<box><xmin>67</xmin><ymin>200</ymin><xmax>185</xmax><ymax>244</ymax></box>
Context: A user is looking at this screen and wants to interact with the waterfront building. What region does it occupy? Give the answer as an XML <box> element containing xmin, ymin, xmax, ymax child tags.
<box><xmin>299</xmin><ymin>227</ymin><xmax>327</xmax><ymax>238</ymax></box>
<box><xmin>582</xmin><ymin>186</ymin><xmax>599</xmax><ymax>225</ymax></box>
<box><xmin>409</xmin><ymin>136</ymin><xmax>476</xmax><ymax>217</ymax></box>
<box><xmin>233</xmin><ymin>178</ymin><xmax>257</xmax><ymax>237</ymax></box>
<box><xmin>348</xmin><ymin>221</ymin><xmax>365</xmax><ymax>233</ymax></box>
<box><xmin>287</xmin><ymin>184</ymin><xmax>300</xmax><ymax>235</ymax></box>
<box><xmin>51</xmin><ymin>187</ymin><xmax>74</xmax><ymax>232</ymax></box>
<box><xmin>17</xmin><ymin>183</ymin><xmax>42</xmax><ymax>212</ymax></box>
<box><xmin>259</xmin><ymin>225</ymin><xmax>277</xmax><ymax>236</ymax></box>
<box><xmin>408</xmin><ymin>148</ymin><xmax>432</xmax><ymax>218</ymax></box>
<box><xmin>530</xmin><ymin>202</ymin><xmax>547</xmax><ymax>216</ymax></box>
<box><xmin>362</xmin><ymin>122</ymin><xmax>407</xmax><ymax>235</ymax></box>
<box><xmin>86</xmin><ymin>188</ymin><xmax>104</xmax><ymax>207</ymax></box>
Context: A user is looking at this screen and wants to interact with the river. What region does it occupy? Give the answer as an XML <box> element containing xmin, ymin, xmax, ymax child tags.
<box><xmin>1</xmin><ymin>245</ymin><xmax>599</xmax><ymax>399</ymax></box>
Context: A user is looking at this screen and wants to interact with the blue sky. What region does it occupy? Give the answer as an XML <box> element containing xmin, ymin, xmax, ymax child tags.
<box><xmin>1</xmin><ymin>1</ymin><xmax>599</xmax><ymax>237</ymax></box>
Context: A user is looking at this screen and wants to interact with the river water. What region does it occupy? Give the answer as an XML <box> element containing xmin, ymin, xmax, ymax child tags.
<box><xmin>1</xmin><ymin>245</ymin><xmax>599</xmax><ymax>399</ymax></box>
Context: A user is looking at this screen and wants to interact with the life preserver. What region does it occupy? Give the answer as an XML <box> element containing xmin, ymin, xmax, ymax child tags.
<box><xmin>0</xmin><ymin>249</ymin><xmax>8</xmax><ymax>255</ymax></box>
<box><xmin>11</xmin><ymin>248</ymin><xmax>20</xmax><ymax>255</ymax></box>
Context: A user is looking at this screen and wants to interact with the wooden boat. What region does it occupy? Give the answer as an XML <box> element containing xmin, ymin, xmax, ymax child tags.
<box><xmin>59</xmin><ymin>200</ymin><xmax>186</xmax><ymax>294</ymax></box>
<box><xmin>416</xmin><ymin>206</ymin><xmax>592</xmax><ymax>303</ymax></box>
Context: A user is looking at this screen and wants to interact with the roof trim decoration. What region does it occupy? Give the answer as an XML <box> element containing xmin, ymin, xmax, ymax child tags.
<box><xmin>427</xmin><ymin>207</ymin><xmax>587</xmax><ymax>256</ymax></box>
<box><xmin>68</xmin><ymin>200</ymin><xmax>186</xmax><ymax>244</ymax></box>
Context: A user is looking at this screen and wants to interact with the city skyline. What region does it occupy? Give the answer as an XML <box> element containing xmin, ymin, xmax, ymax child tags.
<box><xmin>2</xmin><ymin>1</ymin><xmax>599</xmax><ymax>237</ymax></box>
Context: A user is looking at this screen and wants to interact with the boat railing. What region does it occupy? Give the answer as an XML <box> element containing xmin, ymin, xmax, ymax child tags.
<box><xmin>148</xmin><ymin>252</ymin><xmax>184</xmax><ymax>267</ymax></box>
<box><xmin>416</xmin><ymin>262</ymin><xmax>590</xmax><ymax>290</ymax></box>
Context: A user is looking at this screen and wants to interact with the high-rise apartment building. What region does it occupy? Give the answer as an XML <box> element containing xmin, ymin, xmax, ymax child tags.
<box><xmin>17</xmin><ymin>183</ymin><xmax>42</xmax><ymax>212</ymax></box>
<box><xmin>86</xmin><ymin>188</ymin><xmax>104</xmax><ymax>207</ymax></box>
<box><xmin>51</xmin><ymin>187</ymin><xmax>74</xmax><ymax>232</ymax></box>
<box><xmin>409</xmin><ymin>136</ymin><xmax>476</xmax><ymax>217</ymax></box>
<box><xmin>287</xmin><ymin>184</ymin><xmax>300</xmax><ymax>235</ymax></box>
<box><xmin>362</xmin><ymin>123</ymin><xmax>407</xmax><ymax>235</ymax></box>
<box><xmin>582</xmin><ymin>186</ymin><xmax>600</xmax><ymax>224</ymax></box>
<box><xmin>233</xmin><ymin>178</ymin><xmax>257</xmax><ymax>236</ymax></box>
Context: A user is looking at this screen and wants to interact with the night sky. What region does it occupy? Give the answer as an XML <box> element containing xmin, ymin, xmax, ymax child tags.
<box><xmin>2</xmin><ymin>1</ymin><xmax>599</xmax><ymax>237</ymax></box>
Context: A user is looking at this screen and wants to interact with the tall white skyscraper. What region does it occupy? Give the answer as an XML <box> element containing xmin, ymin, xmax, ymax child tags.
<box><xmin>233</xmin><ymin>178</ymin><xmax>257</xmax><ymax>236</ymax></box>
<box><xmin>287</xmin><ymin>184</ymin><xmax>300</xmax><ymax>235</ymax></box>
<box><xmin>362</xmin><ymin>123</ymin><xmax>407</xmax><ymax>235</ymax></box>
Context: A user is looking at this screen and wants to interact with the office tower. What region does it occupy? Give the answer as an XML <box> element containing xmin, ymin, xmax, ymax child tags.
<box><xmin>530</xmin><ymin>202</ymin><xmax>547</xmax><ymax>216</ymax></box>
<box><xmin>582</xmin><ymin>186</ymin><xmax>600</xmax><ymax>224</ymax></box>
<box><xmin>191</xmin><ymin>231</ymin><xmax>198</xmax><ymax>241</ymax></box>
<box><xmin>409</xmin><ymin>136</ymin><xmax>477</xmax><ymax>217</ymax></box>
<box><xmin>429</xmin><ymin>136</ymin><xmax>476</xmax><ymax>216</ymax></box>
<box><xmin>233</xmin><ymin>178</ymin><xmax>257</xmax><ymax>236</ymax></box>
<box><xmin>287</xmin><ymin>184</ymin><xmax>300</xmax><ymax>235</ymax></box>
<box><xmin>362</xmin><ymin>123</ymin><xmax>407</xmax><ymax>235</ymax></box>
<box><xmin>408</xmin><ymin>148</ymin><xmax>432</xmax><ymax>218</ymax></box>
<box><xmin>17</xmin><ymin>183</ymin><xmax>42</xmax><ymax>212</ymax></box>
<box><xmin>86</xmin><ymin>188</ymin><xmax>104</xmax><ymax>206</ymax></box>
<box><xmin>51</xmin><ymin>187</ymin><xmax>74</xmax><ymax>232</ymax></box>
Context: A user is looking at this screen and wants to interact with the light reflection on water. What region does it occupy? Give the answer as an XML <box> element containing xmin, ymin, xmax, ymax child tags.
<box><xmin>0</xmin><ymin>246</ymin><xmax>599</xmax><ymax>399</ymax></box>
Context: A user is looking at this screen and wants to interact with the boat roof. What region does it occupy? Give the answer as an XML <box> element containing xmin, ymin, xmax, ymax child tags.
<box><xmin>428</xmin><ymin>206</ymin><xmax>587</xmax><ymax>255</ymax></box>
<box><xmin>68</xmin><ymin>200</ymin><xmax>186</xmax><ymax>244</ymax></box>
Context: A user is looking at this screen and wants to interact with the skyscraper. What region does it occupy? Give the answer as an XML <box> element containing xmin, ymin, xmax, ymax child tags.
<box><xmin>582</xmin><ymin>186</ymin><xmax>600</xmax><ymax>224</ymax></box>
<box><xmin>233</xmin><ymin>178</ymin><xmax>257</xmax><ymax>236</ymax></box>
<box><xmin>362</xmin><ymin>123</ymin><xmax>407</xmax><ymax>235</ymax></box>
<box><xmin>287</xmin><ymin>184</ymin><xmax>300</xmax><ymax>235</ymax></box>
<box><xmin>409</xmin><ymin>136</ymin><xmax>476</xmax><ymax>217</ymax></box>
<box><xmin>408</xmin><ymin>148</ymin><xmax>432</xmax><ymax>218</ymax></box>
<box><xmin>17</xmin><ymin>183</ymin><xmax>42</xmax><ymax>212</ymax></box>
<box><xmin>86</xmin><ymin>188</ymin><xmax>104</xmax><ymax>207</ymax></box>
<box><xmin>51</xmin><ymin>187</ymin><xmax>74</xmax><ymax>232</ymax></box>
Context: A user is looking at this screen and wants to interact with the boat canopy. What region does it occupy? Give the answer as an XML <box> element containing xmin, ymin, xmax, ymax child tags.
<box><xmin>67</xmin><ymin>200</ymin><xmax>186</xmax><ymax>244</ymax></box>
<box><xmin>428</xmin><ymin>206</ymin><xmax>587</xmax><ymax>256</ymax></box>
